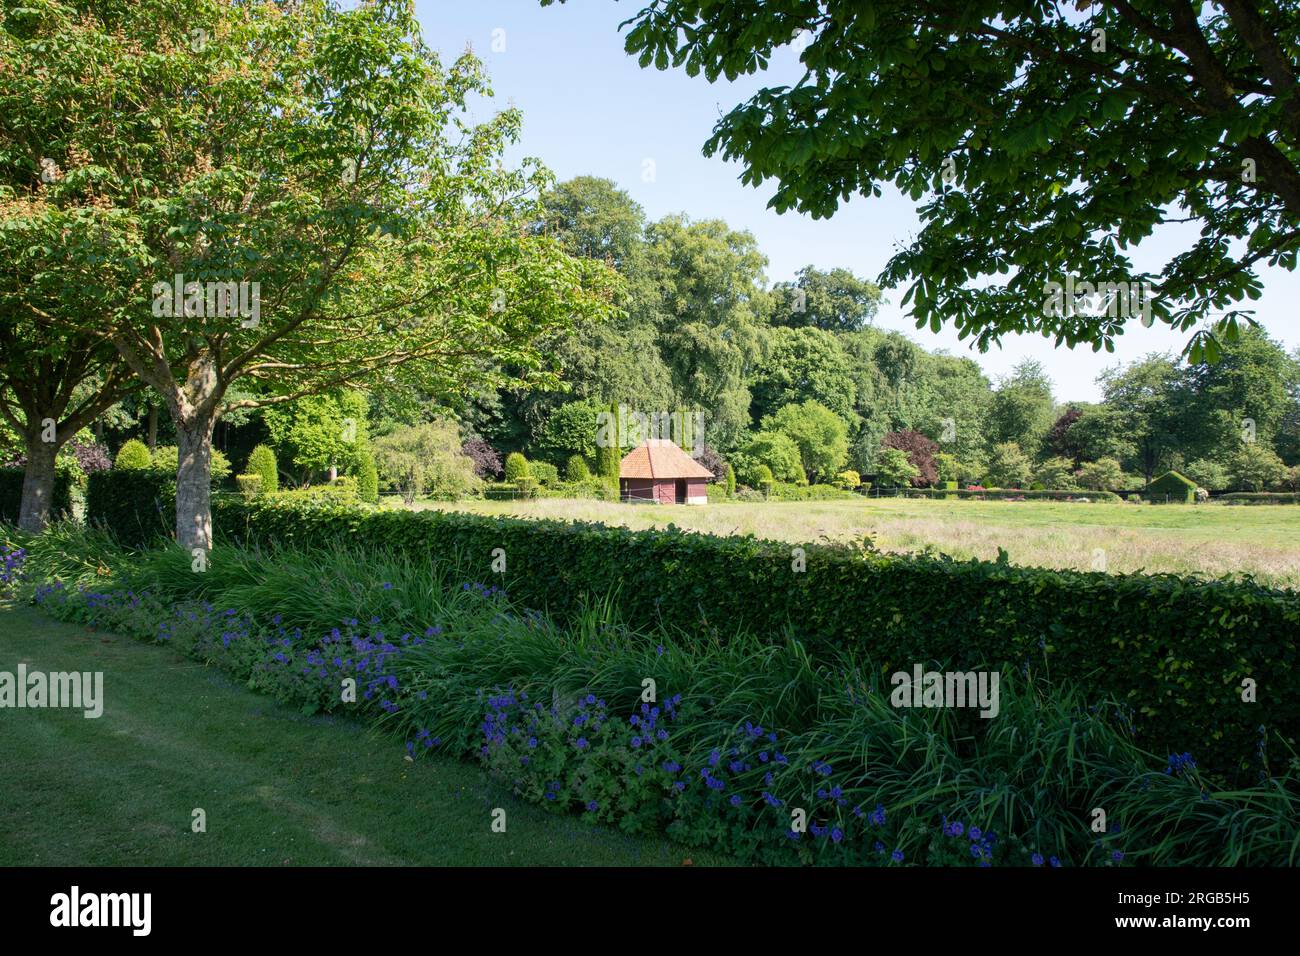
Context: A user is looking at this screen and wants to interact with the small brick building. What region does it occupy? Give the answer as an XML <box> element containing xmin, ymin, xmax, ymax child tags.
<box><xmin>618</xmin><ymin>439</ymin><xmax>712</xmax><ymax>504</ymax></box>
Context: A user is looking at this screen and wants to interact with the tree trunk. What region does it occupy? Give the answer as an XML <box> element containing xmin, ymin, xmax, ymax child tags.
<box><xmin>328</xmin><ymin>464</ymin><xmax>338</xmax><ymax>482</ymax></box>
<box><xmin>175</xmin><ymin>413</ymin><xmax>217</xmax><ymax>551</ymax></box>
<box><xmin>17</xmin><ymin>437</ymin><xmax>60</xmax><ymax>532</ymax></box>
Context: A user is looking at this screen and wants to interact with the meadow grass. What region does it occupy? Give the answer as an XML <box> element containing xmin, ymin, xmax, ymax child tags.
<box><xmin>400</xmin><ymin>496</ymin><xmax>1300</xmax><ymax>587</ymax></box>
<box><xmin>0</xmin><ymin>600</ymin><xmax>728</xmax><ymax>866</ymax></box>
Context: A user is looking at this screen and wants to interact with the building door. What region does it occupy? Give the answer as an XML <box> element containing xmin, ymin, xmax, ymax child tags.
<box><xmin>675</xmin><ymin>478</ymin><xmax>687</xmax><ymax>503</ymax></box>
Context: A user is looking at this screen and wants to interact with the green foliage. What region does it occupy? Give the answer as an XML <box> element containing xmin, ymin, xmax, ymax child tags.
<box><xmin>263</xmin><ymin>392</ymin><xmax>369</xmax><ymax>481</ymax></box>
<box><xmin>1218</xmin><ymin>492</ymin><xmax>1300</xmax><ymax>505</ymax></box>
<box><xmin>0</xmin><ymin>468</ymin><xmax>74</xmax><ymax>524</ymax></box>
<box><xmin>565</xmin><ymin>455</ymin><xmax>591</xmax><ymax>482</ymax></box>
<box><xmin>356</xmin><ymin>452</ymin><xmax>379</xmax><ymax>505</ymax></box>
<box><xmin>834</xmin><ymin>470</ymin><xmax>861</xmax><ymax>490</ymax></box>
<box><xmin>724</xmin><ymin>462</ymin><xmax>736</xmax><ymax>497</ymax></box>
<box><xmin>1229</xmin><ymin>443</ymin><xmax>1288</xmax><ymax>492</ymax></box>
<box><xmin>986</xmin><ymin>361</ymin><xmax>1055</xmax><ymax>454</ymax></box>
<box><xmin>1032</xmin><ymin>457</ymin><xmax>1079</xmax><ymax>491</ymax></box>
<box><xmin>212</xmin><ymin>496</ymin><xmax>1300</xmax><ymax>778</ymax></box>
<box><xmin>86</xmin><ymin>470</ymin><xmax>174</xmax><ymax>547</ymax></box>
<box><xmin>1184</xmin><ymin>458</ymin><xmax>1231</xmax><ymax>493</ymax></box>
<box><xmin>246</xmin><ymin>445</ymin><xmax>279</xmax><ymax>494</ymax></box>
<box><xmin>235</xmin><ymin>474</ymin><xmax>263</xmax><ymax>500</ymax></box>
<box><xmin>750</xmin><ymin>326</ymin><xmax>857</xmax><ymax>424</ymax></box>
<box><xmin>114</xmin><ymin>439</ymin><xmax>153</xmax><ymax>471</ymax></box>
<box><xmin>984</xmin><ymin>442</ymin><xmax>1033</xmax><ymax>489</ymax></box>
<box><xmin>25</xmin><ymin>529</ymin><xmax>1300</xmax><ymax>866</ymax></box>
<box><xmin>733</xmin><ymin>432</ymin><xmax>801</xmax><ymax>485</ymax></box>
<box><xmin>769</xmin><ymin>265</ymin><xmax>881</xmax><ymax>332</ymax></box>
<box><xmin>536</xmin><ymin>399</ymin><xmax>603</xmax><ymax>464</ymax></box>
<box><xmin>504</xmin><ymin>452</ymin><xmax>530</xmax><ymax>483</ymax></box>
<box><xmin>764</xmin><ymin>401</ymin><xmax>848</xmax><ymax>482</ymax></box>
<box><xmin>874</xmin><ymin>449</ymin><xmax>919</xmax><ymax>488</ymax></box>
<box><xmin>1077</xmin><ymin>457</ymin><xmax>1125</xmax><ymax>492</ymax></box>
<box><xmin>150</xmin><ymin>445</ymin><xmax>232</xmax><ymax>483</ymax></box>
<box><xmin>372</xmin><ymin>422</ymin><xmax>480</xmax><ymax>504</ymax></box>
<box><xmin>762</xmin><ymin>482</ymin><xmax>856</xmax><ymax>501</ymax></box>
<box><xmin>606</xmin><ymin>0</ymin><xmax>1296</xmax><ymax>351</ymax></box>
<box><xmin>904</xmin><ymin>487</ymin><xmax>1121</xmax><ymax>502</ymax></box>
<box><xmin>530</xmin><ymin>462</ymin><xmax>560</xmax><ymax>487</ymax></box>
<box><xmin>1146</xmin><ymin>471</ymin><xmax>1198</xmax><ymax>504</ymax></box>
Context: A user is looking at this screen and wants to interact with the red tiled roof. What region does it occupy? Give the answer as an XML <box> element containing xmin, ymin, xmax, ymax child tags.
<box><xmin>619</xmin><ymin>439</ymin><xmax>714</xmax><ymax>480</ymax></box>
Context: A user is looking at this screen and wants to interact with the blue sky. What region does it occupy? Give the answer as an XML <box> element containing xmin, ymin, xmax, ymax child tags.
<box><xmin>415</xmin><ymin>0</ymin><xmax>1300</xmax><ymax>403</ymax></box>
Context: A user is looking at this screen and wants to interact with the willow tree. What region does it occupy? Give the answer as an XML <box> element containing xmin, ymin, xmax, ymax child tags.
<box><xmin>8</xmin><ymin>0</ymin><xmax>617</xmax><ymax>548</ymax></box>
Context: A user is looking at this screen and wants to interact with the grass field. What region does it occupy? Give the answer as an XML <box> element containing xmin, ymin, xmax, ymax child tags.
<box><xmin>401</xmin><ymin>496</ymin><xmax>1300</xmax><ymax>587</ymax></box>
<box><xmin>0</xmin><ymin>602</ymin><xmax>726</xmax><ymax>867</ymax></box>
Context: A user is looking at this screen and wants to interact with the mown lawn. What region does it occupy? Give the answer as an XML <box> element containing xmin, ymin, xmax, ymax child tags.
<box><xmin>0</xmin><ymin>602</ymin><xmax>728</xmax><ymax>867</ymax></box>
<box><xmin>405</xmin><ymin>496</ymin><xmax>1300</xmax><ymax>587</ymax></box>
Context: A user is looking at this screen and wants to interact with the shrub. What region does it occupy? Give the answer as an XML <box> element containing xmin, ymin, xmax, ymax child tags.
<box><xmin>984</xmin><ymin>442</ymin><xmax>1033</xmax><ymax>489</ymax></box>
<box><xmin>504</xmin><ymin>452</ymin><xmax>530</xmax><ymax>483</ymax></box>
<box><xmin>356</xmin><ymin>451</ymin><xmax>379</xmax><ymax>504</ymax></box>
<box><xmin>0</xmin><ymin>468</ymin><xmax>75</xmax><ymax>524</ymax></box>
<box><xmin>246</xmin><ymin>444</ymin><xmax>279</xmax><ymax>494</ymax></box>
<box><xmin>372</xmin><ymin>422</ymin><xmax>479</xmax><ymax>503</ymax></box>
<box><xmin>1077</xmin><ymin>457</ymin><xmax>1124</xmax><ymax>491</ymax></box>
<box><xmin>86</xmin><ymin>469</ymin><xmax>174</xmax><ymax>546</ymax></box>
<box><xmin>881</xmin><ymin>430</ymin><xmax>939</xmax><ymax>486</ymax></box>
<box><xmin>271</xmin><ymin>482</ymin><xmax>358</xmax><ymax>505</ymax></box>
<box><xmin>150</xmin><ymin>445</ymin><xmax>232</xmax><ymax>483</ymax></box>
<box><xmin>834</xmin><ymin>469</ymin><xmax>861</xmax><ymax>490</ymax></box>
<box><xmin>875</xmin><ymin>448</ymin><xmax>919</xmax><ymax>488</ymax></box>
<box><xmin>1032</xmin><ymin>457</ymin><xmax>1080</xmax><ymax>491</ymax></box>
<box><xmin>236</xmin><ymin>474</ymin><xmax>263</xmax><ymax>499</ymax></box>
<box><xmin>530</xmin><ymin>461</ymin><xmax>560</xmax><ymax>487</ymax></box>
<box><xmin>903</xmin><ymin>487</ymin><xmax>1121</xmax><ymax>502</ymax></box>
<box><xmin>514</xmin><ymin>477</ymin><xmax>539</xmax><ymax>499</ymax></box>
<box><xmin>724</xmin><ymin>463</ymin><xmax>736</xmax><ymax>498</ymax></box>
<box><xmin>211</xmin><ymin>496</ymin><xmax>1300</xmax><ymax>778</ymax></box>
<box><xmin>1217</xmin><ymin>492</ymin><xmax>1300</xmax><ymax>505</ymax></box>
<box><xmin>114</xmin><ymin>439</ymin><xmax>153</xmax><ymax>470</ymax></box>
<box><xmin>565</xmin><ymin>455</ymin><xmax>591</xmax><ymax>482</ymax></box>
<box><xmin>1228</xmin><ymin>443</ymin><xmax>1288</xmax><ymax>492</ymax></box>
<box><xmin>764</xmin><ymin>482</ymin><xmax>856</xmax><ymax>501</ymax></box>
<box><xmin>1145</xmin><ymin>470</ymin><xmax>1197</xmax><ymax>504</ymax></box>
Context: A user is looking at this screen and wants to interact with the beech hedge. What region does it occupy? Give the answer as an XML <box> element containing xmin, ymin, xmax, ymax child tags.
<box><xmin>86</xmin><ymin>470</ymin><xmax>175</xmax><ymax>547</ymax></box>
<box><xmin>211</xmin><ymin>497</ymin><xmax>1299</xmax><ymax>777</ymax></box>
<box><xmin>0</xmin><ymin>468</ymin><xmax>74</xmax><ymax>525</ymax></box>
<box><xmin>897</xmin><ymin>487</ymin><xmax>1122</xmax><ymax>502</ymax></box>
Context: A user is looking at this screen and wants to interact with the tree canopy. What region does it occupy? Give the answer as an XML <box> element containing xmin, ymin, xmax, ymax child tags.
<box><xmin>569</xmin><ymin>0</ymin><xmax>1300</xmax><ymax>354</ymax></box>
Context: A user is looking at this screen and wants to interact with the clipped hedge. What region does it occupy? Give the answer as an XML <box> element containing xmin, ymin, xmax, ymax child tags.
<box><xmin>900</xmin><ymin>487</ymin><xmax>1122</xmax><ymax>502</ymax></box>
<box><xmin>1217</xmin><ymin>492</ymin><xmax>1300</xmax><ymax>505</ymax></box>
<box><xmin>213</xmin><ymin>497</ymin><xmax>1300</xmax><ymax>777</ymax></box>
<box><xmin>0</xmin><ymin>467</ymin><xmax>75</xmax><ymax>524</ymax></box>
<box><xmin>86</xmin><ymin>469</ymin><xmax>175</xmax><ymax>546</ymax></box>
<box><xmin>1146</xmin><ymin>471</ymin><xmax>1197</xmax><ymax>504</ymax></box>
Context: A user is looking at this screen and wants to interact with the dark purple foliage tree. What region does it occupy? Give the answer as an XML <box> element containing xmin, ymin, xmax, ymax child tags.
<box><xmin>696</xmin><ymin>444</ymin><xmax>728</xmax><ymax>482</ymax></box>
<box><xmin>1045</xmin><ymin>406</ymin><xmax>1086</xmax><ymax>468</ymax></box>
<box><xmin>881</xmin><ymin>429</ymin><xmax>939</xmax><ymax>487</ymax></box>
<box><xmin>462</xmin><ymin>437</ymin><xmax>503</xmax><ymax>480</ymax></box>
